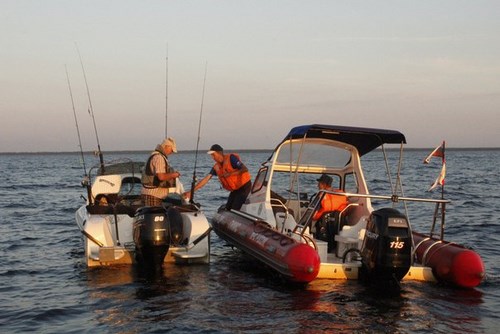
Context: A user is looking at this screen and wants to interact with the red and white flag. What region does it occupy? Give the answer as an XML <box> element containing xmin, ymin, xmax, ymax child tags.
<box><xmin>428</xmin><ymin>162</ymin><xmax>446</xmax><ymax>191</ymax></box>
<box><xmin>424</xmin><ymin>141</ymin><xmax>446</xmax><ymax>192</ymax></box>
<box><xmin>424</xmin><ymin>142</ymin><xmax>445</xmax><ymax>164</ymax></box>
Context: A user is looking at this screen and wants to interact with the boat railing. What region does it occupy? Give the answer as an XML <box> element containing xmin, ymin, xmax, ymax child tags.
<box><xmin>331</xmin><ymin>191</ymin><xmax>450</xmax><ymax>241</ymax></box>
<box><xmin>292</xmin><ymin>191</ymin><xmax>327</xmax><ymax>237</ymax></box>
<box><xmin>293</xmin><ymin>189</ymin><xmax>450</xmax><ymax>241</ymax></box>
<box><xmin>338</xmin><ymin>191</ymin><xmax>450</xmax><ymax>205</ymax></box>
<box><xmin>270</xmin><ymin>197</ymin><xmax>293</xmax><ymax>233</ymax></box>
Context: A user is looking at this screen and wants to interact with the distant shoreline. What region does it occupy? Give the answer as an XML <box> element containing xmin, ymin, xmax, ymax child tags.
<box><xmin>1</xmin><ymin>147</ymin><xmax>499</xmax><ymax>155</ymax></box>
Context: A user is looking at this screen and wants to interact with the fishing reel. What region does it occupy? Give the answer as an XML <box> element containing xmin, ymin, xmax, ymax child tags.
<box><xmin>81</xmin><ymin>176</ymin><xmax>90</xmax><ymax>187</ymax></box>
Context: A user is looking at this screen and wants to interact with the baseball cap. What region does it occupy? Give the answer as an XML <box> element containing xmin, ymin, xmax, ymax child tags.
<box><xmin>207</xmin><ymin>144</ymin><xmax>223</xmax><ymax>154</ymax></box>
<box><xmin>316</xmin><ymin>173</ymin><xmax>332</xmax><ymax>186</ymax></box>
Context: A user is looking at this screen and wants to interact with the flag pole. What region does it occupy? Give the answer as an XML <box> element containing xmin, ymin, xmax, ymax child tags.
<box><xmin>424</xmin><ymin>140</ymin><xmax>447</xmax><ymax>238</ymax></box>
<box><xmin>440</xmin><ymin>140</ymin><xmax>446</xmax><ymax>239</ymax></box>
<box><xmin>441</xmin><ymin>140</ymin><xmax>446</xmax><ymax>200</ymax></box>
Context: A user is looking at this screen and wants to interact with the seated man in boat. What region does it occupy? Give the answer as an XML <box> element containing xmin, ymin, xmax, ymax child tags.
<box><xmin>141</xmin><ymin>137</ymin><xmax>181</xmax><ymax>206</ymax></box>
<box><xmin>183</xmin><ymin>144</ymin><xmax>251</xmax><ymax>210</ymax></box>
<box><xmin>313</xmin><ymin>174</ymin><xmax>348</xmax><ymax>251</ymax></box>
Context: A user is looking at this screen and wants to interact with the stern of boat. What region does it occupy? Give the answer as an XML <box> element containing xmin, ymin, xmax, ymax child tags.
<box><xmin>166</xmin><ymin>210</ymin><xmax>211</xmax><ymax>264</ymax></box>
<box><xmin>76</xmin><ymin>205</ymin><xmax>135</xmax><ymax>267</ymax></box>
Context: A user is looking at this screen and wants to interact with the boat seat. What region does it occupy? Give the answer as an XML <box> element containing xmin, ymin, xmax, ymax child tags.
<box><xmin>314</xmin><ymin>204</ymin><xmax>358</xmax><ymax>253</ymax></box>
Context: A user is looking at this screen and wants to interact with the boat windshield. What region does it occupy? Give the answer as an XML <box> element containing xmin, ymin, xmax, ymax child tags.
<box><xmin>275</xmin><ymin>141</ymin><xmax>352</xmax><ymax>170</ymax></box>
<box><xmin>119</xmin><ymin>176</ymin><xmax>142</xmax><ymax>197</ymax></box>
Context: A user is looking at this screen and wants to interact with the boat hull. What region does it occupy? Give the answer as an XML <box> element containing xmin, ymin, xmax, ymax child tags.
<box><xmin>76</xmin><ymin>204</ymin><xmax>211</xmax><ymax>267</ymax></box>
<box><xmin>413</xmin><ymin>232</ymin><xmax>485</xmax><ymax>288</ymax></box>
<box><xmin>212</xmin><ymin>209</ymin><xmax>320</xmax><ymax>283</ymax></box>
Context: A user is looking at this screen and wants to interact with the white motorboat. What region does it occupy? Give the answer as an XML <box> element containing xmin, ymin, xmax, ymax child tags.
<box><xmin>212</xmin><ymin>124</ymin><xmax>484</xmax><ymax>288</ymax></box>
<box><xmin>75</xmin><ymin>160</ymin><xmax>211</xmax><ymax>268</ymax></box>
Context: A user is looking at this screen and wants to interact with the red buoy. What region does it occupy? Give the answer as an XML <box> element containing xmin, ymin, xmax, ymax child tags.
<box><xmin>284</xmin><ymin>243</ymin><xmax>320</xmax><ymax>283</ymax></box>
<box><xmin>413</xmin><ymin>232</ymin><xmax>485</xmax><ymax>288</ymax></box>
<box><xmin>212</xmin><ymin>209</ymin><xmax>320</xmax><ymax>283</ymax></box>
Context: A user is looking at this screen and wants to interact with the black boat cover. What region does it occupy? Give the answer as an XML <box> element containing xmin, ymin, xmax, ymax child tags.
<box><xmin>278</xmin><ymin>124</ymin><xmax>406</xmax><ymax>156</ymax></box>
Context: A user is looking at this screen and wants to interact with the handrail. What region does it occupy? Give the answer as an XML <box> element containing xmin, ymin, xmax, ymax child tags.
<box><xmin>270</xmin><ymin>198</ymin><xmax>290</xmax><ymax>233</ymax></box>
<box><xmin>293</xmin><ymin>189</ymin><xmax>450</xmax><ymax>241</ymax></box>
<box><xmin>323</xmin><ymin>190</ymin><xmax>449</xmax><ymax>239</ymax></box>
<box><xmin>337</xmin><ymin>203</ymin><xmax>359</xmax><ymax>226</ymax></box>
<box><xmin>292</xmin><ymin>190</ymin><xmax>328</xmax><ymax>236</ymax></box>
<box><xmin>79</xmin><ymin>229</ymin><xmax>104</xmax><ymax>247</ymax></box>
<box><xmin>324</xmin><ymin>190</ymin><xmax>450</xmax><ymax>204</ymax></box>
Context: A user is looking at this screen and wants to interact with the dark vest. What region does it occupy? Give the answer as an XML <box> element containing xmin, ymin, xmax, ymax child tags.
<box><xmin>141</xmin><ymin>151</ymin><xmax>175</xmax><ymax>189</ymax></box>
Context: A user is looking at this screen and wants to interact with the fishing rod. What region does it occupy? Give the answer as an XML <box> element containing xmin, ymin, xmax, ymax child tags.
<box><xmin>65</xmin><ymin>64</ymin><xmax>93</xmax><ymax>203</ymax></box>
<box><xmin>75</xmin><ymin>43</ymin><xmax>105</xmax><ymax>175</ymax></box>
<box><xmin>189</xmin><ymin>62</ymin><xmax>208</xmax><ymax>204</ymax></box>
<box><xmin>65</xmin><ymin>65</ymin><xmax>87</xmax><ymax>176</ymax></box>
<box><xmin>165</xmin><ymin>43</ymin><xmax>169</xmax><ymax>137</ymax></box>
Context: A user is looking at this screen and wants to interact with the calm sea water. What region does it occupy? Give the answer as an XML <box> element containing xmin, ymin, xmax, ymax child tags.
<box><xmin>0</xmin><ymin>149</ymin><xmax>499</xmax><ymax>333</ymax></box>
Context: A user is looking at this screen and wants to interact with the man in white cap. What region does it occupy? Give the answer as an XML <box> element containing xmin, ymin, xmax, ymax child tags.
<box><xmin>141</xmin><ymin>137</ymin><xmax>181</xmax><ymax>206</ymax></box>
<box><xmin>183</xmin><ymin>144</ymin><xmax>251</xmax><ymax>210</ymax></box>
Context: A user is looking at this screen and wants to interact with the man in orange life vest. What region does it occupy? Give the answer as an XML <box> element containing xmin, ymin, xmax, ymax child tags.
<box><xmin>312</xmin><ymin>174</ymin><xmax>348</xmax><ymax>221</ymax></box>
<box><xmin>313</xmin><ymin>174</ymin><xmax>348</xmax><ymax>251</ymax></box>
<box><xmin>183</xmin><ymin>144</ymin><xmax>252</xmax><ymax>210</ymax></box>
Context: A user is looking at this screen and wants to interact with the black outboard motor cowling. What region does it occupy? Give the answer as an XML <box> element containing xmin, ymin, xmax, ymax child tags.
<box><xmin>133</xmin><ymin>206</ymin><xmax>183</xmax><ymax>269</ymax></box>
<box><xmin>360</xmin><ymin>208</ymin><xmax>412</xmax><ymax>283</ymax></box>
<box><xmin>165</xmin><ymin>206</ymin><xmax>184</xmax><ymax>246</ymax></box>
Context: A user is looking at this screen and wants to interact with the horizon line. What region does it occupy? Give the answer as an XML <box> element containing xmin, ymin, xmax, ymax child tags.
<box><xmin>1</xmin><ymin>147</ymin><xmax>500</xmax><ymax>155</ymax></box>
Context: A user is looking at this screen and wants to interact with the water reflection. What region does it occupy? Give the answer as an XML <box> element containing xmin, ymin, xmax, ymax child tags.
<box><xmin>83</xmin><ymin>263</ymin><xmax>212</xmax><ymax>331</ymax></box>
<box><xmin>78</xmin><ymin>227</ymin><xmax>487</xmax><ymax>332</ymax></box>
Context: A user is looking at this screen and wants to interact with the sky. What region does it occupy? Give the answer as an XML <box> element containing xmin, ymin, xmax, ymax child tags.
<box><xmin>1</xmin><ymin>0</ymin><xmax>499</xmax><ymax>153</ymax></box>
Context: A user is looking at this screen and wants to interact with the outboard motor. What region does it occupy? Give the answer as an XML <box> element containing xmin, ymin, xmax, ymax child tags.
<box><xmin>133</xmin><ymin>205</ymin><xmax>184</xmax><ymax>270</ymax></box>
<box><xmin>360</xmin><ymin>208</ymin><xmax>412</xmax><ymax>284</ymax></box>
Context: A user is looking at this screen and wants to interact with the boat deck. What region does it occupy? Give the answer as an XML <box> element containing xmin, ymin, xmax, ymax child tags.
<box><xmin>317</xmin><ymin>253</ymin><xmax>436</xmax><ymax>282</ymax></box>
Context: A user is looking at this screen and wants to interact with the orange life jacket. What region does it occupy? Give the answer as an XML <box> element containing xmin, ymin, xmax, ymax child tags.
<box><xmin>213</xmin><ymin>153</ymin><xmax>251</xmax><ymax>191</ymax></box>
<box><xmin>313</xmin><ymin>190</ymin><xmax>348</xmax><ymax>221</ymax></box>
